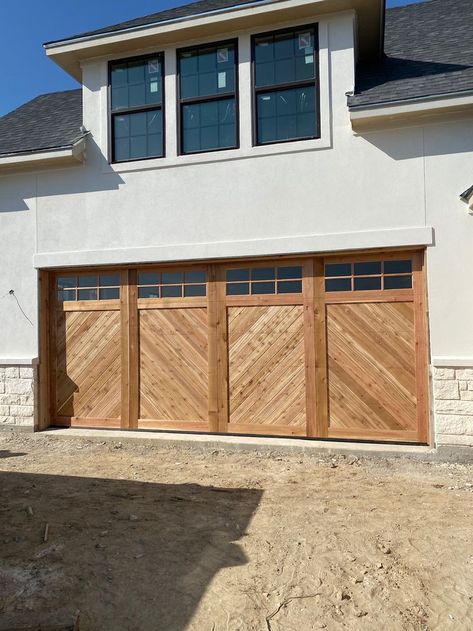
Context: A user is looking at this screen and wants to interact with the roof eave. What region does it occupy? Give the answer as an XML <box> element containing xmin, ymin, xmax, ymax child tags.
<box><xmin>44</xmin><ymin>0</ymin><xmax>384</xmax><ymax>82</ymax></box>
<box><xmin>0</xmin><ymin>136</ymin><xmax>86</xmax><ymax>172</ymax></box>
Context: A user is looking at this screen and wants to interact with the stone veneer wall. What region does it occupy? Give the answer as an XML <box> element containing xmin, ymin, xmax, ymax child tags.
<box><xmin>0</xmin><ymin>365</ymin><xmax>36</xmax><ymax>429</ymax></box>
<box><xmin>433</xmin><ymin>367</ymin><xmax>473</xmax><ymax>447</ymax></box>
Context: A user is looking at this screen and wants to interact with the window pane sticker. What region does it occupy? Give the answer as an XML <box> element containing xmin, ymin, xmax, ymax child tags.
<box><xmin>217</xmin><ymin>48</ymin><xmax>228</xmax><ymax>63</ymax></box>
<box><xmin>218</xmin><ymin>72</ymin><xmax>227</xmax><ymax>89</ymax></box>
<box><xmin>298</xmin><ymin>32</ymin><xmax>312</xmax><ymax>50</ymax></box>
<box><xmin>148</xmin><ymin>59</ymin><xmax>160</xmax><ymax>74</ymax></box>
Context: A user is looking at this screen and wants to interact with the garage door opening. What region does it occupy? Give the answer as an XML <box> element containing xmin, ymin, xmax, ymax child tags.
<box><xmin>39</xmin><ymin>251</ymin><xmax>429</xmax><ymax>443</ymax></box>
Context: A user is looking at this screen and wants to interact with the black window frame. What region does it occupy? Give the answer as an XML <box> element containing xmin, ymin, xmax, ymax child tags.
<box><xmin>177</xmin><ymin>38</ymin><xmax>240</xmax><ymax>156</ymax></box>
<box><xmin>109</xmin><ymin>52</ymin><xmax>166</xmax><ymax>164</ymax></box>
<box><xmin>251</xmin><ymin>23</ymin><xmax>320</xmax><ymax>147</ymax></box>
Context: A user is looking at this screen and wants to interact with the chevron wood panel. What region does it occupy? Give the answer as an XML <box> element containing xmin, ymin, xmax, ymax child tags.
<box><xmin>139</xmin><ymin>308</ymin><xmax>209</xmax><ymax>423</ymax></box>
<box><xmin>228</xmin><ymin>306</ymin><xmax>306</xmax><ymax>429</ymax></box>
<box><xmin>327</xmin><ymin>302</ymin><xmax>417</xmax><ymax>436</ymax></box>
<box><xmin>55</xmin><ymin>310</ymin><xmax>121</xmax><ymax>419</ymax></box>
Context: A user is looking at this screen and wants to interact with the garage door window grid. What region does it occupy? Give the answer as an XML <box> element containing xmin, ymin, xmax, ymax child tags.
<box><xmin>57</xmin><ymin>274</ymin><xmax>121</xmax><ymax>302</ymax></box>
<box><xmin>226</xmin><ymin>265</ymin><xmax>303</xmax><ymax>295</ymax></box>
<box><xmin>325</xmin><ymin>259</ymin><xmax>413</xmax><ymax>292</ymax></box>
<box><xmin>138</xmin><ymin>270</ymin><xmax>207</xmax><ymax>298</ymax></box>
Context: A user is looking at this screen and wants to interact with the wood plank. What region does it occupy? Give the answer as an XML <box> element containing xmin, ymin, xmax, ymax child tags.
<box><xmin>325</xmin><ymin>289</ymin><xmax>414</xmax><ymax>304</ymax></box>
<box><xmin>328</xmin><ymin>427</ymin><xmax>418</xmax><ymax>442</ymax></box>
<box><xmin>208</xmin><ymin>265</ymin><xmax>219</xmax><ymax>433</ymax></box>
<box><xmin>413</xmin><ymin>251</ymin><xmax>430</xmax><ymax>444</ymax></box>
<box><xmin>216</xmin><ymin>265</ymin><xmax>229</xmax><ymax>433</ymax></box>
<box><xmin>49</xmin><ymin>274</ymin><xmax>57</xmax><ymax>422</ymax></box>
<box><xmin>139</xmin><ymin>308</ymin><xmax>209</xmax><ymax>424</ymax></box>
<box><xmin>38</xmin><ymin>271</ymin><xmax>51</xmax><ymax>431</ymax></box>
<box><xmin>137</xmin><ymin>419</ymin><xmax>210</xmax><ymax>431</ymax></box>
<box><xmin>226</xmin><ymin>295</ymin><xmax>304</xmax><ymax>307</ymax></box>
<box><xmin>303</xmin><ymin>259</ymin><xmax>317</xmax><ymax>437</ymax></box>
<box><xmin>120</xmin><ymin>270</ymin><xmax>130</xmax><ymax>429</ymax></box>
<box><xmin>314</xmin><ymin>258</ymin><xmax>329</xmax><ymax>438</ymax></box>
<box><xmin>227</xmin><ymin>423</ymin><xmax>306</xmax><ymax>436</ymax></box>
<box><xmin>228</xmin><ymin>305</ymin><xmax>306</xmax><ymax>430</ymax></box>
<box><xmin>58</xmin><ymin>300</ymin><xmax>120</xmax><ymax>312</ymax></box>
<box><xmin>54</xmin><ymin>417</ymin><xmax>121</xmax><ymax>428</ymax></box>
<box><xmin>128</xmin><ymin>270</ymin><xmax>139</xmax><ymax>429</ymax></box>
<box><xmin>138</xmin><ymin>298</ymin><xmax>207</xmax><ymax>310</ymax></box>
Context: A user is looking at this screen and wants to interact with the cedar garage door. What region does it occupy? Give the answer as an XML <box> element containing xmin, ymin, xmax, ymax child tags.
<box><xmin>42</xmin><ymin>251</ymin><xmax>429</xmax><ymax>443</ymax></box>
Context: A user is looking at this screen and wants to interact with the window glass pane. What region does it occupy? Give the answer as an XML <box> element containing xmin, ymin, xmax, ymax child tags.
<box><xmin>257</xmin><ymin>86</ymin><xmax>316</xmax><ymax>144</ymax></box>
<box><xmin>138</xmin><ymin>271</ymin><xmax>160</xmax><ymax>285</ymax></box>
<box><xmin>278</xmin><ymin>280</ymin><xmax>302</xmax><ymax>293</ymax></box>
<box><xmin>227</xmin><ymin>283</ymin><xmax>250</xmax><ymax>295</ymax></box>
<box><xmin>111</xmin><ymin>56</ymin><xmax>162</xmax><ymax>111</ymax></box>
<box><xmin>252</xmin><ymin>281</ymin><xmax>275</xmax><ymax>294</ymax></box>
<box><xmin>182</xmin><ymin>98</ymin><xmax>236</xmax><ymax>153</ymax></box>
<box><xmin>162</xmin><ymin>272</ymin><xmax>183</xmax><ymax>285</ymax></box>
<box><xmin>184</xmin><ymin>284</ymin><xmax>207</xmax><ymax>297</ymax></box>
<box><xmin>384</xmin><ymin>275</ymin><xmax>413</xmax><ymax>290</ymax></box>
<box><xmin>100</xmin><ymin>273</ymin><xmax>120</xmax><ymax>287</ymax></box>
<box><xmin>113</xmin><ymin>110</ymin><xmax>163</xmax><ymax>161</ymax></box>
<box><xmin>227</xmin><ymin>269</ymin><xmax>250</xmax><ymax>282</ymax></box>
<box><xmin>100</xmin><ymin>287</ymin><xmax>120</xmax><ymax>300</ymax></box>
<box><xmin>277</xmin><ymin>266</ymin><xmax>302</xmax><ymax>279</ymax></box>
<box><xmin>138</xmin><ymin>287</ymin><xmax>160</xmax><ymax>299</ymax></box>
<box><xmin>325</xmin><ymin>263</ymin><xmax>351</xmax><ymax>277</ymax></box>
<box><xmin>161</xmin><ymin>285</ymin><xmax>183</xmax><ymax>298</ymax></box>
<box><xmin>179</xmin><ymin>43</ymin><xmax>235</xmax><ymax>99</ymax></box>
<box><xmin>354</xmin><ymin>262</ymin><xmax>381</xmax><ymax>276</ymax></box>
<box><xmin>384</xmin><ymin>260</ymin><xmax>412</xmax><ymax>275</ymax></box>
<box><xmin>252</xmin><ymin>267</ymin><xmax>275</xmax><ymax>281</ymax></box>
<box><xmin>58</xmin><ymin>289</ymin><xmax>76</xmax><ymax>302</ymax></box>
<box><xmin>78</xmin><ymin>289</ymin><xmax>97</xmax><ymax>301</ymax></box>
<box><xmin>325</xmin><ymin>278</ymin><xmax>352</xmax><ymax>292</ymax></box>
<box><xmin>78</xmin><ymin>275</ymin><xmax>97</xmax><ymax>288</ymax></box>
<box><xmin>57</xmin><ymin>276</ymin><xmax>76</xmax><ymax>290</ymax></box>
<box><xmin>254</xmin><ymin>28</ymin><xmax>316</xmax><ymax>88</ymax></box>
<box><xmin>354</xmin><ymin>277</ymin><xmax>381</xmax><ymax>291</ymax></box>
<box><xmin>185</xmin><ymin>271</ymin><xmax>207</xmax><ymax>283</ymax></box>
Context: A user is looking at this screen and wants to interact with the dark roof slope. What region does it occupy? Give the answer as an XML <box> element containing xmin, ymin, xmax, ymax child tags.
<box><xmin>46</xmin><ymin>0</ymin><xmax>268</xmax><ymax>44</ymax></box>
<box><xmin>349</xmin><ymin>0</ymin><xmax>473</xmax><ymax>108</ymax></box>
<box><xmin>0</xmin><ymin>90</ymin><xmax>83</xmax><ymax>157</ymax></box>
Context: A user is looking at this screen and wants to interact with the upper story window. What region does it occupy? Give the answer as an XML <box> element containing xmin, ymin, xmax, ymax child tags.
<box><xmin>178</xmin><ymin>40</ymin><xmax>238</xmax><ymax>155</ymax></box>
<box><xmin>110</xmin><ymin>54</ymin><xmax>164</xmax><ymax>162</ymax></box>
<box><xmin>252</xmin><ymin>25</ymin><xmax>319</xmax><ymax>146</ymax></box>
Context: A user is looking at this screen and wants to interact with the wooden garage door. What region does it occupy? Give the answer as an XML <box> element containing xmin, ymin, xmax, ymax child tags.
<box><xmin>44</xmin><ymin>251</ymin><xmax>429</xmax><ymax>443</ymax></box>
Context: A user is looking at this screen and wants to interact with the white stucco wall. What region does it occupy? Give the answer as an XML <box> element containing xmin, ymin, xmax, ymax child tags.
<box><xmin>1</xmin><ymin>9</ymin><xmax>473</xmax><ymax>395</ymax></box>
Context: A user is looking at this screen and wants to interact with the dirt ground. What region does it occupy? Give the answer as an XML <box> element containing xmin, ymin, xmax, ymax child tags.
<box><xmin>0</xmin><ymin>433</ymin><xmax>472</xmax><ymax>631</ymax></box>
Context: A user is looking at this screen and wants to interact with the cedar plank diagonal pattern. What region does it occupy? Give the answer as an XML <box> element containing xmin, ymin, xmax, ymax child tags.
<box><xmin>327</xmin><ymin>302</ymin><xmax>417</xmax><ymax>433</ymax></box>
<box><xmin>139</xmin><ymin>308</ymin><xmax>208</xmax><ymax>423</ymax></box>
<box><xmin>56</xmin><ymin>311</ymin><xmax>121</xmax><ymax>419</ymax></box>
<box><xmin>228</xmin><ymin>306</ymin><xmax>306</xmax><ymax>429</ymax></box>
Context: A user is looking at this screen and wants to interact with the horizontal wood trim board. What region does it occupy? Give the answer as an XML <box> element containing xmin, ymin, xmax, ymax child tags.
<box><xmin>227</xmin><ymin>424</ymin><xmax>306</xmax><ymax>436</ymax></box>
<box><xmin>44</xmin><ymin>249</ymin><xmax>429</xmax><ymax>444</ymax></box>
<box><xmin>138</xmin><ymin>420</ymin><xmax>210</xmax><ymax>431</ymax></box>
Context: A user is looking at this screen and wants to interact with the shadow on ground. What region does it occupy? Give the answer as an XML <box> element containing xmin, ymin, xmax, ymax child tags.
<box><xmin>0</xmin><ymin>471</ymin><xmax>262</xmax><ymax>631</ymax></box>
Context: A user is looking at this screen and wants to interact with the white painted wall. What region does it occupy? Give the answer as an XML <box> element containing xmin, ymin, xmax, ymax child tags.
<box><xmin>0</xmin><ymin>10</ymin><xmax>473</xmax><ymax>370</ymax></box>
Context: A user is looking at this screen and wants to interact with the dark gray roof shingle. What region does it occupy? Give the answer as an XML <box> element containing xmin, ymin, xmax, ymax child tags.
<box><xmin>45</xmin><ymin>0</ymin><xmax>268</xmax><ymax>43</ymax></box>
<box><xmin>0</xmin><ymin>90</ymin><xmax>83</xmax><ymax>157</ymax></box>
<box><xmin>349</xmin><ymin>0</ymin><xmax>473</xmax><ymax>108</ymax></box>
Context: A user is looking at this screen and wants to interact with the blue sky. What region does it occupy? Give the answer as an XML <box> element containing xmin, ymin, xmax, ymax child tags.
<box><xmin>0</xmin><ymin>0</ymin><xmax>419</xmax><ymax>116</ymax></box>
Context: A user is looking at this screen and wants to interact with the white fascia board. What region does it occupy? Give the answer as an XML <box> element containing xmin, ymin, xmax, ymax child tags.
<box><xmin>350</xmin><ymin>93</ymin><xmax>473</xmax><ymax>126</ymax></box>
<box><xmin>33</xmin><ymin>226</ymin><xmax>433</xmax><ymax>270</ymax></box>
<box><xmin>0</xmin><ymin>138</ymin><xmax>86</xmax><ymax>171</ymax></box>
<box><xmin>44</xmin><ymin>0</ymin><xmax>329</xmax><ymax>52</ymax></box>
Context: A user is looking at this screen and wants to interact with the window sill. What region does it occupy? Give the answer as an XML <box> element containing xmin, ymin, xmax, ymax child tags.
<box><xmin>102</xmin><ymin>135</ymin><xmax>331</xmax><ymax>174</ymax></box>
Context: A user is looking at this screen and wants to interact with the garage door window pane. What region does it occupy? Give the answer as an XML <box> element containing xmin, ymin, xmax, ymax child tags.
<box><xmin>100</xmin><ymin>287</ymin><xmax>120</xmax><ymax>300</ymax></box>
<box><xmin>253</xmin><ymin>282</ymin><xmax>275</xmax><ymax>294</ymax></box>
<box><xmin>78</xmin><ymin>289</ymin><xmax>97</xmax><ymax>301</ymax></box>
<box><xmin>326</xmin><ymin>278</ymin><xmax>352</xmax><ymax>292</ymax></box>
<box><xmin>100</xmin><ymin>274</ymin><xmax>120</xmax><ymax>287</ymax></box>
<box><xmin>277</xmin><ymin>266</ymin><xmax>302</xmax><ymax>280</ymax></box>
<box><xmin>278</xmin><ymin>280</ymin><xmax>302</xmax><ymax>293</ymax></box>
<box><xmin>384</xmin><ymin>275</ymin><xmax>413</xmax><ymax>290</ymax></box>
<box><xmin>162</xmin><ymin>285</ymin><xmax>183</xmax><ymax>298</ymax></box>
<box><xmin>227</xmin><ymin>283</ymin><xmax>250</xmax><ymax>295</ymax></box>
<box><xmin>139</xmin><ymin>287</ymin><xmax>160</xmax><ymax>299</ymax></box>
<box><xmin>354</xmin><ymin>262</ymin><xmax>381</xmax><ymax>276</ymax></box>
<box><xmin>78</xmin><ymin>275</ymin><xmax>97</xmax><ymax>288</ymax></box>
<box><xmin>184</xmin><ymin>284</ymin><xmax>206</xmax><ymax>297</ymax></box>
<box><xmin>354</xmin><ymin>277</ymin><xmax>382</xmax><ymax>291</ymax></box>
<box><xmin>384</xmin><ymin>260</ymin><xmax>412</xmax><ymax>274</ymax></box>
<box><xmin>252</xmin><ymin>267</ymin><xmax>275</xmax><ymax>281</ymax></box>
